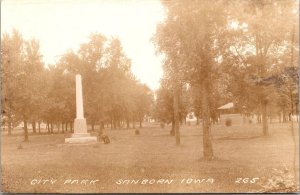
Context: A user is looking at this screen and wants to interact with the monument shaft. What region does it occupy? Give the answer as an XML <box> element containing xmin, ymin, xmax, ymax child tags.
<box><xmin>76</xmin><ymin>74</ymin><xmax>84</xmax><ymax>119</ymax></box>
<box><xmin>65</xmin><ymin>74</ymin><xmax>97</xmax><ymax>143</ymax></box>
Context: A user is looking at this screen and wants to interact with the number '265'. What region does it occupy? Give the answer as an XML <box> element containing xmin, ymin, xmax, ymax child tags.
<box><xmin>235</xmin><ymin>178</ymin><xmax>259</xmax><ymax>183</ymax></box>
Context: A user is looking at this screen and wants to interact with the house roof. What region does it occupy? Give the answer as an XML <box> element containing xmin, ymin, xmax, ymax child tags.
<box><xmin>218</xmin><ymin>102</ymin><xmax>234</xmax><ymax>110</ymax></box>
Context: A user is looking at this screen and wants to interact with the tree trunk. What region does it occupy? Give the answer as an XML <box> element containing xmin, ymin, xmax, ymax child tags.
<box><xmin>65</xmin><ymin>122</ymin><xmax>68</xmax><ymax>132</ymax></box>
<box><xmin>32</xmin><ymin>121</ymin><xmax>36</xmax><ymax>134</ymax></box>
<box><xmin>47</xmin><ymin>122</ymin><xmax>50</xmax><ymax>134</ymax></box>
<box><xmin>170</xmin><ymin>119</ymin><xmax>175</xmax><ymax>136</ymax></box>
<box><xmin>132</xmin><ymin>118</ymin><xmax>135</xmax><ymax>128</ymax></box>
<box><xmin>113</xmin><ymin>120</ymin><xmax>116</xmax><ymax>129</ymax></box>
<box><xmin>7</xmin><ymin>116</ymin><xmax>12</xmax><ymax>136</ymax></box>
<box><xmin>50</xmin><ymin>123</ymin><xmax>53</xmax><ymax>134</ymax></box>
<box><xmin>91</xmin><ymin>121</ymin><xmax>95</xmax><ymax>131</ymax></box>
<box><xmin>38</xmin><ymin>121</ymin><xmax>41</xmax><ymax>134</ymax></box>
<box><xmin>24</xmin><ymin>120</ymin><xmax>29</xmax><ymax>142</ymax></box>
<box><xmin>201</xmin><ymin>82</ymin><xmax>213</xmax><ymax>160</ymax></box>
<box><xmin>126</xmin><ymin>119</ymin><xmax>130</xmax><ymax>129</ymax></box>
<box><xmin>57</xmin><ymin>123</ymin><xmax>60</xmax><ymax>134</ymax></box>
<box><xmin>101</xmin><ymin>121</ymin><xmax>104</xmax><ymax>130</ymax></box>
<box><xmin>278</xmin><ymin>112</ymin><xmax>282</xmax><ymax>123</ymax></box>
<box><xmin>139</xmin><ymin>119</ymin><xmax>142</xmax><ymax>128</ymax></box>
<box><xmin>173</xmin><ymin>86</ymin><xmax>180</xmax><ymax>145</ymax></box>
<box><xmin>8</xmin><ymin>122</ymin><xmax>12</xmax><ymax>136</ymax></box>
<box><xmin>283</xmin><ymin>110</ymin><xmax>287</xmax><ymax>123</ymax></box>
<box><xmin>61</xmin><ymin>122</ymin><xmax>64</xmax><ymax>133</ymax></box>
<box><xmin>257</xmin><ymin>113</ymin><xmax>261</xmax><ymax>123</ymax></box>
<box><xmin>262</xmin><ymin>100</ymin><xmax>269</xmax><ymax>136</ymax></box>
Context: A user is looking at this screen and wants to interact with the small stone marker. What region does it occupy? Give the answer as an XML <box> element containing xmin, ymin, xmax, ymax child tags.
<box><xmin>65</xmin><ymin>74</ymin><xmax>97</xmax><ymax>144</ymax></box>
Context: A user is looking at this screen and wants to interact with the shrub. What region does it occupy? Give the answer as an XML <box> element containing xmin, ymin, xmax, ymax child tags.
<box><xmin>259</xmin><ymin>168</ymin><xmax>299</xmax><ymax>193</ymax></box>
<box><xmin>135</xmin><ymin>129</ymin><xmax>140</xmax><ymax>135</ymax></box>
<box><xmin>225</xmin><ymin>118</ymin><xmax>232</xmax><ymax>127</ymax></box>
<box><xmin>101</xmin><ymin>135</ymin><xmax>110</xmax><ymax>144</ymax></box>
<box><xmin>160</xmin><ymin>123</ymin><xmax>165</xmax><ymax>128</ymax></box>
<box><xmin>17</xmin><ymin>144</ymin><xmax>23</xmax><ymax>149</ymax></box>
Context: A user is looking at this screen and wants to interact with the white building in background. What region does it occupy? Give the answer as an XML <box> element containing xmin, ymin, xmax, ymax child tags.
<box><xmin>144</xmin><ymin>115</ymin><xmax>155</xmax><ymax>123</ymax></box>
<box><xmin>186</xmin><ymin>112</ymin><xmax>197</xmax><ymax>122</ymax></box>
<box><xmin>217</xmin><ymin>102</ymin><xmax>237</xmax><ymax>114</ymax></box>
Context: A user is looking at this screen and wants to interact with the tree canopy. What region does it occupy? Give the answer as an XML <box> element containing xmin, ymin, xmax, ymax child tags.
<box><xmin>1</xmin><ymin>31</ymin><xmax>154</xmax><ymax>141</ymax></box>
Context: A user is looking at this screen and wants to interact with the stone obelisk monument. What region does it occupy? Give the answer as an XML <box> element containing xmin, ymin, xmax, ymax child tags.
<box><xmin>65</xmin><ymin>74</ymin><xmax>97</xmax><ymax>144</ymax></box>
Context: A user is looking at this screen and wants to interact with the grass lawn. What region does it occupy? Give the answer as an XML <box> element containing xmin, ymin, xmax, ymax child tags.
<box><xmin>1</xmin><ymin>120</ymin><xmax>299</xmax><ymax>193</ymax></box>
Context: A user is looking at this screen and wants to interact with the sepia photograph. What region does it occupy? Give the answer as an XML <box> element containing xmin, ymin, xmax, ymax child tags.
<box><xmin>1</xmin><ymin>0</ymin><xmax>299</xmax><ymax>193</ymax></box>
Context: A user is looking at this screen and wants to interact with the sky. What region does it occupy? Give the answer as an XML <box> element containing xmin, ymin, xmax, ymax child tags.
<box><xmin>1</xmin><ymin>0</ymin><xmax>166</xmax><ymax>90</ymax></box>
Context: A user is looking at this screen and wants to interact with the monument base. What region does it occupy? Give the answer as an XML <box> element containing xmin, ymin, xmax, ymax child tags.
<box><xmin>65</xmin><ymin>136</ymin><xmax>97</xmax><ymax>144</ymax></box>
<box><xmin>65</xmin><ymin>118</ymin><xmax>97</xmax><ymax>144</ymax></box>
<box><xmin>74</xmin><ymin>118</ymin><xmax>87</xmax><ymax>133</ymax></box>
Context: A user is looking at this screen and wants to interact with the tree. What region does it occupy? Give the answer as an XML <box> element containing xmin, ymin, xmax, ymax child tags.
<box><xmin>133</xmin><ymin>83</ymin><xmax>153</xmax><ymax>128</ymax></box>
<box><xmin>153</xmin><ymin>2</ymin><xmax>188</xmax><ymax>145</ymax></box>
<box><xmin>20</xmin><ymin>39</ymin><xmax>45</xmax><ymax>140</ymax></box>
<box><xmin>1</xmin><ymin>30</ymin><xmax>45</xmax><ymax>141</ymax></box>
<box><xmin>23</xmin><ymin>39</ymin><xmax>45</xmax><ymax>134</ymax></box>
<box><xmin>1</xmin><ymin>29</ymin><xmax>24</xmax><ymax>136</ymax></box>
<box><xmin>224</xmin><ymin>0</ymin><xmax>298</xmax><ymax>135</ymax></box>
<box><xmin>154</xmin><ymin>78</ymin><xmax>174</xmax><ymax>125</ymax></box>
<box><xmin>56</xmin><ymin>34</ymin><xmax>153</xmax><ymax>132</ymax></box>
<box><xmin>154</xmin><ymin>0</ymin><xmax>229</xmax><ymax>159</ymax></box>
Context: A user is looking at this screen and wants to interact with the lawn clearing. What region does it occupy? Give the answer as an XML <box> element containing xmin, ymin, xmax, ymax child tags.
<box><xmin>1</xmin><ymin>121</ymin><xmax>299</xmax><ymax>193</ymax></box>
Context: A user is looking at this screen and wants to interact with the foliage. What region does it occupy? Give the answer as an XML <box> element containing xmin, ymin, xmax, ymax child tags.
<box><xmin>223</xmin><ymin>0</ymin><xmax>299</xmax><ymax>135</ymax></box>
<box><xmin>154</xmin><ymin>0</ymin><xmax>230</xmax><ymax>157</ymax></box>
<box><xmin>259</xmin><ymin>168</ymin><xmax>299</xmax><ymax>193</ymax></box>
<box><xmin>1</xmin><ymin>31</ymin><xmax>154</xmax><ymax>140</ymax></box>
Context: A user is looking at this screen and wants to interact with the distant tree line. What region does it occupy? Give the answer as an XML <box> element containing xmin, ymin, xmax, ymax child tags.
<box><xmin>1</xmin><ymin>31</ymin><xmax>154</xmax><ymax>141</ymax></box>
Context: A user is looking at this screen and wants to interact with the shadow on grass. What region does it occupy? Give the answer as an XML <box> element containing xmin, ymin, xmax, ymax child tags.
<box><xmin>154</xmin><ymin>134</ymin><xmax>203</xmax><ymax>137</ymax></box>
<box><xmin>197</xmin><ymin>156</ymin><xmax>230</xmax><ymax>162</ymax></box>
<box><xmin>217</xmin><ymin>135</ymin><xmax>262</xmax><ymax>140</ymax></box>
